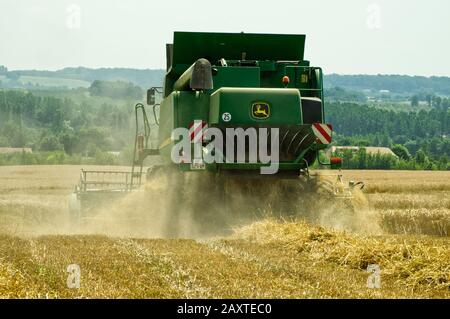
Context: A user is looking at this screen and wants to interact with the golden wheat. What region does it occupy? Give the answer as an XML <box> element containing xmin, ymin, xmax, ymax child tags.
<box><xmin>233</xmin><ymin>219</ymin><xmax>449</xmax><ymax>293</ymax></box>
<box><xmin>0</xmin><ymin>166</ymin><xmax>449</xmax><ymax>298</ymax></box>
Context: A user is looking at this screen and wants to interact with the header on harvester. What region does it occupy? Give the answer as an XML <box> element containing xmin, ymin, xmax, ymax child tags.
<box><xmin>170</xmin><ymin>32</ymin><xmax>306</xmax><ymax>66</ymax></box>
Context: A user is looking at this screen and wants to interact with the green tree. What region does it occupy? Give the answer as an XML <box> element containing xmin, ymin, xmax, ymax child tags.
<box><xmin>88</xmin><ymin>80</ymin><xmax>143</xmax><ymax>100</ymax></box>
<box><xmin>414</xmin><ymin>149</ymin><xmax>430</xmax><ymax>169</ymax></box>
<box><xmin>59</xmin><ymin>132</ymin><xmax>79</xmax><ymax>155</ymax></box>
<box><xmin>40</xmin><ymin>135</ymin><xmax>63</xmax><ymax>151</ymax></box>
<box><xmin>426</xmin><ymin>94</ymin><xmax>433</xmax><ymax>107</ymax></box>
<box><xmin>0</xmin><ymin>121</ymin><xmax>26</xmax><ymax>147</ymax></box>
<box><xmin>357</xmin><ymin>148</ymin><xmax>367</xmax><ymax>169</ymax></box>
<box><xmin>46</xmin><ymin>151</ymin><xmax>67</xmax><ymax>164</ymax></box>
<box><xmin>432</xmin><ymin>96</ymin><xmax>442</xmax><ymax>108</ymax></box>
<box><xmin>391</xmin><ymin>144</ymin><xmax>411</xmax><ymax>160</ymax></box>
<box><xmin>410</xmin><ymin>95</ymin><xmax>419</xmax><ymax>107</ymax></box>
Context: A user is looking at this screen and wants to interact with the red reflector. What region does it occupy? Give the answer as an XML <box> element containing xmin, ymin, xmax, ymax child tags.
<box><xmin>330</xmin><ymin>157</ymin><xmax>342</xmax><ymax>165</ymax></box>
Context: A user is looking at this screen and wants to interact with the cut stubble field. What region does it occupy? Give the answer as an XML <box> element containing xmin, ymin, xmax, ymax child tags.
<box><xmin>0</xmin><ymin>166</ymin><xmax>448</xmax><ymax>298</ymax></box>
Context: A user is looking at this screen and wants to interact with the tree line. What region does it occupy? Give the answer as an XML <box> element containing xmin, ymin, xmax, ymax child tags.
<box><xmin>326</xmin><ymin>102</ymin><xmax>449</xmax><ymax>170</ymax></box>
<box><xmin>0</xmin><ymin>89</ymin><xmax>135</xmax><ymax>158</ymax></box>
<box><xmin>325</xmin><ymin>74</ymin><xmax>450</xmax><ymax>95</ymax></box>
<box><xmin>88</xmin><ymin>80</ymin><xmax>143</xmax><ymax>100</ymax></box>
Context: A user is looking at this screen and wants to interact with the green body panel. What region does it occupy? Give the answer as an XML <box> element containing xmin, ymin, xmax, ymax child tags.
<box><xmin>158</xmin><ymin>92</ymin><xmax>176</xmax><ymax>160</ymax></box>
<box><xmin>210</xmin><ymin>88</ymin><xmax>302</xmax><ymax>125</ymax></box>
<box><xmin>211</xmin><ymin>67</ymin><xmax>260</xmax><ymax>90</ymax></box>
<box><xmin>158</xmin><ymin>91</ymin><xmax>211</xmax><ymax>164</ymax></box>
<box><xmin>176</xmin><ymin>92</ymin><xmax>210</xmax><ymax>128</ymax></box>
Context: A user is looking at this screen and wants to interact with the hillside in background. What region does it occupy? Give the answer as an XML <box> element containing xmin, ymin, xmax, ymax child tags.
<box><xmin>1</xmin><ymin>66</ymin><xmax>450</xmax><ymax>98</ymax></box>
<box><xmin>325</xmin><ymin>74</ymin><xmax>450</xmax><ymax>96</ymax></box>
<box><xmin>0</xmin><ymin>66</ymin><xmax>165</xmax><ymax>90</ymax></box>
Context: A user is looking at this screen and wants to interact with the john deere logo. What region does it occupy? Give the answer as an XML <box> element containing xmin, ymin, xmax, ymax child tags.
<box><xmin>252</xmin><ymin>102</ymin><xmax>270</xmax><ymax>119</ymax></box>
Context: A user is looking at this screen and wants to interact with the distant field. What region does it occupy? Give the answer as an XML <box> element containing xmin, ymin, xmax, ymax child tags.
<box><xmin>31</xmin><ymin>87</ymin><xmax>141</xmax><ymax>107</ymax></box>
<box><xmin>0</xmin><ymin>166</ymin><xmax>448</xmax><ymax>298</ymax></box>
<box><xmin>19</xmin><ymin>76</ymin><xmax>91</xmax><ymax>88</ymax></box>
<box><xmin>366</xmin><ymin>101</ymin><xmax>433</xmax><ymax>112</ymax></box>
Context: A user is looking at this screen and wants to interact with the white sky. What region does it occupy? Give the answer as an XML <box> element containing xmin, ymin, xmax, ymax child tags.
<box><xmin>0</xmin><ymin>0</ymin><xmax>449</xmax><ymax>76</ymax></box>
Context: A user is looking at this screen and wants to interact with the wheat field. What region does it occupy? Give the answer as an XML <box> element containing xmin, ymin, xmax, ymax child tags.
<box><xmin>0</xmin><ymin>166</ymin><xmax>448</xmax><ymax>298</ymax></box>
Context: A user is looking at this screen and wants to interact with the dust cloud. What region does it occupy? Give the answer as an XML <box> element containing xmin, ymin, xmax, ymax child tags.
<box><xmin>0</xmin><ymin>171</ymin><xmax>381</xmax><ymax>239</ymax></box>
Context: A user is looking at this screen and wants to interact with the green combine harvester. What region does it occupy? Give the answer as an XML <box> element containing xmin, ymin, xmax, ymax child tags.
<box><xmin>70</xmin><ymin>32</ymin><xmax>363</xmax><ymax>233</ymax></box>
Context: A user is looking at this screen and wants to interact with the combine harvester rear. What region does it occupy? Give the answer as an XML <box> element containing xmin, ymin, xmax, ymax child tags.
<box><xmin>70</xmin><ymin>32</ymin><xmax>364</xmax><ymax>234</ymax></box>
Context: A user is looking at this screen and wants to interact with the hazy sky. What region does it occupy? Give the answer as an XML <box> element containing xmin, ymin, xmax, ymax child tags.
<box><xmin>1</xmin><ymin>0</ymin><xmax>449</xmax><ymax>75</ymax></box>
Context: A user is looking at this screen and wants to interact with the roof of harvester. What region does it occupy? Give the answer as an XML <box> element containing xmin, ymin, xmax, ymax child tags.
<box><xmin>172</xmin><ymin>31</ymin><xmax>306</xmax><ymax>65</ymax></box>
